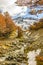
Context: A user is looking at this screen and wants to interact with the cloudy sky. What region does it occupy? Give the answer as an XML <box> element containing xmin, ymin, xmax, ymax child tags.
<box><xmin>0</xmin><ymin>0</ymin><xmax>27</xmax><ymax>16</ymax></box>
<box><xmin>0</xmin><ymin>0</ymin><xmax>17</xmax><ymax>6</ymax></box>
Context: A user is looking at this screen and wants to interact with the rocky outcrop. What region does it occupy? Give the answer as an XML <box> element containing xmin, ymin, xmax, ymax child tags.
<box><xmin>16</xmin><ymin>0</ymin><xmax>32</xmax><ymax>6</ymax></box>
<box><xmin>16</xmin><ymin>0</ymin><xmax>43</xmax><ymax>6</ymax></box>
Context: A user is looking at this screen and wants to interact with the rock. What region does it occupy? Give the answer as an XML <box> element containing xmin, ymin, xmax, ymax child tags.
<box><xmin>29</xmin><ymin>9</ymin><xmax>37</xmax><ymax>15</ymax></box>
<box><xmin>16</xmin><ymin>0</ymin><xmax>43</xmax><ymax>6</ymax></box>
<box><xmin>16</xmin><ymin>0</ymin><xmax>32</xmax><ymax>6</ymax></box>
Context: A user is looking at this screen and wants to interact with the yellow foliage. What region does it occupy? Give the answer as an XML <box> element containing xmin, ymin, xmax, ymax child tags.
<box><xmin>9</xmin><ymin>30</ymin><xmax>18</xmax><ymax>39</ymax></box>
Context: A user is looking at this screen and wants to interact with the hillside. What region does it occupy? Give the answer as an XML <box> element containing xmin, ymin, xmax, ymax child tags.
<box><xmin>0</xmin><ymin>20</ymin><xmax>43</xmax><ymax>65</ymax></box>
<box><xmin>29</xmin><ymin>19</ymin><xmax>43</xmax><ymax>30</ymax></box>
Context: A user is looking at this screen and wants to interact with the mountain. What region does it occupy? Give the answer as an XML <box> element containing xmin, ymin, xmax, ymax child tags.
<box><xmin>16</xmin><ymin>0</ymin><xmax>43</xmax><ymax>6</ymax></box>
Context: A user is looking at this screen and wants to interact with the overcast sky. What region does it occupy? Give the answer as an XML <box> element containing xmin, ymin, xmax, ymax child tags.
<box><xmin>0</xmin><ymin>0</ymin><xmax>27</xmax><ymax>16</ymax></box>
<box><xmin>0</xmin><ymin>0</ymin><xmax>17</xmax><ymax>7</ymax></box>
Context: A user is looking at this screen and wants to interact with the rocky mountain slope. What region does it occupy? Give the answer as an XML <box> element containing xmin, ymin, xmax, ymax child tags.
<box><xmin>16</xmin><ymin>0</ymin><xmax>43</xmax><ymax>6</ymax></box>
